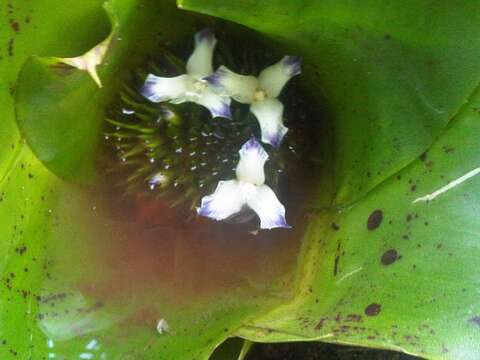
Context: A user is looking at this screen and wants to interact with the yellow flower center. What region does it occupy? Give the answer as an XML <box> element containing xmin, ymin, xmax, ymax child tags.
<box><xmin>253</xmin><ymin>89</ymin><xmax>267</xmax><ymax>102</ymax></box>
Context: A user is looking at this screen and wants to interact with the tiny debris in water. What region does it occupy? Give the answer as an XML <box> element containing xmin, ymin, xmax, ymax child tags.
<box><xmin>156</xmin><ymin>318</ymin><xmax>169</xmax><ymax>334</ymax></box>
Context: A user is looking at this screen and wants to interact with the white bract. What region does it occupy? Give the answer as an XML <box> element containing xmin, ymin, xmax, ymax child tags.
<box><xmin>197</xmin><ymin>138</ymin><xmax>290</xmax><ymax>230</ymax></box>
<box><xmin>205</xmin><ymin>56</ymin><xmax>301</xmax><ymax>147</ymax></box>
<box><xmin>141</xmin><ymin>29</ymin><xmax>231</xmax><ymax>119</ymax></box>
<box><xmin>61</xmin><ymin>35</ymin><xmax>112</xmax><ymax>88</ymax></box>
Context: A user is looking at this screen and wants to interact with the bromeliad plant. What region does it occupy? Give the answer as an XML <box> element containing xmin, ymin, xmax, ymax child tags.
<box><xmin>7</xmin><ymin>0</ymin><xmax>480</xmax><ymax>359</ymax></box>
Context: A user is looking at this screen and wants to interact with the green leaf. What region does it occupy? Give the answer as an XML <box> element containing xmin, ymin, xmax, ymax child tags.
<box><xmin>13</xmin><ymin>0</ymin><xmax>152</xmax><ymax>182</ymax></box>
<box><xmin>178</xmin><ymin>0</ymin><xmax>480</xmax><ymax>205</ymax></box>
<box><xmin>236</xmin><ymin>87</ymin><xmax>480</xmax><ymax>359</ymax></box>
<box><xmin>15</xmin><ymin>57</ymin><xmax>106</xmax><ymax>182</ymax></box>
<box><xmin>0</xmin><ymin>0</ymin><xmax>111</xmax><ymax>357</ymax></box>
<box><xmin>0</xmin><ymin>146</ymin><xmax>63</xmax><ymax>359</ymax></box>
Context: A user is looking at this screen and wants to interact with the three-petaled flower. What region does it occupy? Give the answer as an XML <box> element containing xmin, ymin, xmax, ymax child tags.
<box><xmin>205</xmin><ymin>56</ymin><xmax>301</xmax><ymax>147</ymax></box>
<box><xmin>197</xmin><ymin>137</ymin><xmax>290</xmax><ymax>230</ymax></box>
<box><xmin>141</xmin><ymin>29</ymin><xmax>232</xmax><ymax>119</ymax></box>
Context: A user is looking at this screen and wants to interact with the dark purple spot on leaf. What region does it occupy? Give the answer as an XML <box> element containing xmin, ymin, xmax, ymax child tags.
<box><xmin>315</xmin><ymin>318</ymin><xmax>327</xmax><ymax>330</ymax></box>
<box><xmin>9</xmin><ymin>19</ymin><xmax>19</xmax><ymax>33</ymax></box>
<box><xmin>367</xmin><ymin>210</ymin><xmax>383</xmax><ymax>230</ymax></box>
<box><xmin>470</xmin><ymin>316</ymin><xmax>480</xmax><ymax>327</ymax></box>
<box><xmin>8</xmin><ymin>38</ymin><xmax>14</xmax><ymax>57</ymax></box>
<box><xmin>333</xmin><ymin>255</ymin><xmax>340</xmax><ymax>276</ymax></box>
<box><xmin>365</xmin><ymin>303</ymin><xmax>381</xmax><ymax>316</ymax></box>
<box><xmin>381</xmin><ymin>249</ymin><xmax>399</xmax><ymax>266</ymax></box>
<box><xmin>345</xmin><ymin>314</ymin><xmax>362</xmax><ymax>322</ymax></box>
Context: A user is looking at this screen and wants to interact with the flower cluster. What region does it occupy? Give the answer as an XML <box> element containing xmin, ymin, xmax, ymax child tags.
<box><xmin>141</xmin><ymin>29</ymin><xmax>301</xmax><ymax>230</ymax></box>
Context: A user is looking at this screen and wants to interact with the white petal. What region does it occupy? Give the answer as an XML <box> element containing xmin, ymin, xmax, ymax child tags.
<box><xmin>204</xmin><ymin>66</ymin><xmax>258</xmax><ymax>104</ymax></box>
<box><xmin>197</xmin><ymin>180</ymin><xmax>246</xmax><ymax>221</ymax></box>
<box><xmin>186</xmin><ymin>29</ymin><xmax>217</xmax><ymax>78</ymax></box>
<box><xmin>258</xmin><ymin>56</ymin><xmax>301</xmax><ymax>98</ymax></box>
<box><xmin>245</xmin><ymin>184</ymin><xmax>290</xmax><ymax>230</ymax></box>
<box><xmin>250</xmin><ymin>98</ymin><xmax>288</xmax><ymax>147</ymax></box>
<box><xmin>193</xmin><ymin>87</ymin><xmax>232</xmax><ymax>119</ymax></box>
<box><xmin>235</xmin><ymin>137</ymin><xmax>268</xmax><ymax>186</ymax></box>
<box><xmin>141</xmin><ymin>74</ymin><xmax>192</xmax><ymax>103</ymax></box>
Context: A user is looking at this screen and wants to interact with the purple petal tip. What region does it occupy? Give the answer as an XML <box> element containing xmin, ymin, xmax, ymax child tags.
<box><xmin>203</xmin><ymin>72</ymin><xmax>222</xmax><ymax>87</ymax></box>
<box><xmin>140</xmin><ymin>81</ymin><xmax>158</xmax><ymax>102</ymax></box>
<box><xmin>265</xmin><ymin>130</ymin><xmax>287</xmax><ymax>148</ymax></box>
<box><xmin>211</xmin><ymin>103</ymin><xmax>232</xmax><ymax>119</ymax></box>
<box><xmin>276</xmin><ymin>217</ymin><xmax>292</xmax><ymax>229</ymax></box>
<box><xmin>195</xmin><ymin>28</ymin><xmax>215</xmax><ymax>44</ymax></box>
<box><xmin>197</xmin><ymin>201</ymin><xmax>213</xmax><ymax>217</ymax></box>
<box><xmin>260</xmin><ymin>215</ymin><xmax>291</xmax><ymax>230</ymax></box>
<box><xmin>283</xmin><ymin>56</ymin><xmax>302</xmax><ymax>77</ymax></box>
<box><xmin>242</xmin><ymin>137</ymin><xmax>263</xmax><ymax>152</ymax></box>
<box><xmin>269</xmin><ymin>135</ymin><xmax>282</xmax><ymax>148</ymax></box>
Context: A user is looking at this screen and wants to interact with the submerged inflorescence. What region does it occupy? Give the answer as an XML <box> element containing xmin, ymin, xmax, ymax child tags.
<box><xmin>105</xmin><ymin>28</ymin><xmax>304</xmax><ymax>230</ymax></box>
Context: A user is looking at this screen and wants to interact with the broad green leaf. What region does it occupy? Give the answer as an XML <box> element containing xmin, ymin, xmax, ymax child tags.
<box><xmin>0</xmin><ymin>0</ymin><xmax>109</xmax><ymax>175</ymax></box>
<box><xmin>0</xmin><ymin>145</ymin><xmax>63</xmax><ymax>359</ymax></box>
<box><xmin>178</xmin><ymin>0</ymin><xmax>480</xmax><ymax>205</ymax></box>
<box><xmin>15</xmin><ymin>57</ymin><xmax>106</xmax><ymax>182</ymax></box>
<box><xmin>235</xmin><ymin>88</ymin><xmax>480</xmax><ymax>359</ymax></box>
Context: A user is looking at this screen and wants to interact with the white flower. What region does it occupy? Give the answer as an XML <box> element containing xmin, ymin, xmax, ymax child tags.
<box><xmin>141</xmin><ymin>29</ymin><xmax>231</xmax><ymax>119</ymax></box>
<box><xmin>205</xmin><ymin>56</ymin><xmax>301</xmax><ymax>147</ymax></box>
<box><xmin>197</xmin><ymin>137</ymin><xmax>290</xmax><ymax>230</ymax></box>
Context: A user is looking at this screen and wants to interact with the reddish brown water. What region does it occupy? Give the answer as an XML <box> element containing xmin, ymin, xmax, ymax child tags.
<box><xmin>77</xmin><ymin>184</ymin><xmax>305</xmax><ymax>302</ymax></box>
<box><xmin>36</xmin><ymin>172</ymin><xmax>308</xmax><ymax>352</ymax></box>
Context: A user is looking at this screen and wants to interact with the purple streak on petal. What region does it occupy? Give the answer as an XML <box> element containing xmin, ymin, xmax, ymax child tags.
<box><xmin>283</xmin><ymin>56</ymin><xmax>302</xmax><ymax>77</ymax></box>
<box><xmin>210</xmin><ymin>102</ymin><xmax>232</xmax><ymax>119</ymax></box>
<box><xmin>148</xmin><ymin>178</ymin><xmax>157</xmax><ymax>186</ymax></box>
<box><xmin>270</xmin><ymin>215</ymin><xmax>291</xmax><ymax>229</ymax></box>
<box><xmin>196</xmin><ymin>204</ymin><xmax>210</xmax><ymax>217</ymax></box>
<box><xmin>196</xmin><ymin>197</ymin><xmax>216</xmax><ymax>218</ymax></box>
<box><xmin>140</xmin><ymin>78</ymin><xmax>164</xmax><ymax>102</ymax></box>
<box><xmin>203</xmin><ymin>72</ymin><xmax>223</xmax><ymax>87</ymax></box>
<box><xmin>268</xmin><ymin>133</ymin><xmax>283</xmax><ymax>148</ymax></box>
<box><xmin>242</xmin><ymin>136</ymin><xmax>264</xmax><ymax>154</ymax></box>
<box><xmin>140</xmin><ymin>81</ymin><xmax>156</xmax><ymax>101</ymax></box>
<box><xmin>265</xmin><ymin>128</ymin><xmax>288</xmax><ymax>148</ymax></box>
<box><xmin>195</xmin><ymin>28</ymin><xmax>215</xmax><ymax>44</ymax></box>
